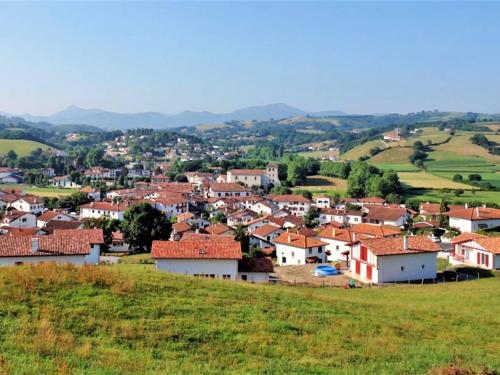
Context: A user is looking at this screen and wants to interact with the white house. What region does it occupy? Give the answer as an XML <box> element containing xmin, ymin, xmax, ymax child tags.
<box><xmin>80</xmin><ymin>186</ymin><xmax>101</xmax><ymax>201</ymax></box>
<box><xmin>151</xmin><ymin>239</ymin><xmax>242</xmax><ymax>279</ymax></box>
<box><xmin>207</xmin><ymin>183</ymin><xmax>251</xmax><ymax>198</ymax></box>
<box><xmin>0</xmin><ymin>210</ymin><xmax>37</xmax><ymax>228</ymax></box>
<box><xmin>11</xmin><ymin>195</ymin><xmax>44</xmax><ymax>215</ymax></box>
<box><xmin>364</xmin><ymin>206</ymin><xmax>410</xmax><ymax>227</ymax></box>
<box><xmin>268</xmin><ymin>194</ymin><xmax>311</xmax><ymax>217</ymax></box>
<box><xmin>313</xmin><ymin>195</ymin><xmax>332</xmax><ymax>209</ymax></box>
<box><xmin>318</xmin><ymin>227</ymin><xmax>357</xmax><ymax>262</ymax></box>
<box><xmin>52</xmin><ymin>175</ymin><xmax>81</xmax><ymax>188</ymax></box>
<box><xmin>447</xmin><ymin>207</ymin><xmax>500</xmax><ymax>233</ymax></box>
<box><xmin>350</xmin><ymin>236</ymin><xmax>441</xmax><ymax>284</ymax></box>
<box><xmin>227</xmin><ymin>209</ymin><xmax>258</xmax><ymax>228</ymax></box>
<box><xmin>0</xmin><ymin>235</ymin><xmax>92</xmax><ymax>266</ymax></box>
<box><xmin>318</xmin><ymin>208</ymin><xmax>347</xmax><ymax>225</ymax></box>
<box><xmin>237</xmin><ymin>257</ymin><xmax>273</xmax><ymax>283</ymax></box>
<box><xmin>450</xmin><ymin>233</ymin><xmax>500</xmax><ymax>269</ymax></box>
<box><xmin>250</xmin><ymin>224</ymin><xmax>284</xmax><ymax>249</ymax></box>
<box><xmin>37</xmin><ymin>210</ymin><xmax>75</xmax><ymax>228</ymax></box>
<box><xmin>53</xmin><ymin>228</ymin><xmax>104</xmax><ymax>265</ymax></box>
<box><xmin>152</xmin><ymin>196</ymin><xmax>189</xmax><ymax>219</ymax></box>
<box><xmin>274</xmin><ymin>232</ymin><xmax>327</xmax><ymax>266</ymax></box>
<box><xmin>226</xmin><ymin>165</ymin><xmax>280</xmax><ymax>189</ymax></box>
<box><xmin>0</xmin><ymin>168</ymin><xmax>23</xmax><ymax>184</ymax></box>
<box><xmin>79</xmin><ymin>201</ymin><xmax>129</xmax><ymax>221</ymax></box>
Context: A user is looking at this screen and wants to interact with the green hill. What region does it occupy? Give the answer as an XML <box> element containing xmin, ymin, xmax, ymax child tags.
<box><xmin>0</xmin><ymin>139</ymin><xmax>57</xmax><ymax>156</ymax></box>
<box><xmin>0</xmin><ymin>263</ymin><xmax>498</xmax><ymax>374</ymax></box>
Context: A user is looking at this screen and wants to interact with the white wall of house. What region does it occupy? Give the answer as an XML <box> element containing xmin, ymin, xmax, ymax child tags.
<box><xmin>320</xmin><ymin>238</ymin><xmax>351</xmax><ymax>261</ymax></box>
<box><xmin>228</xmin><ymin>173</ymin><xmax>263</xmax><ymax>188</ymax></box>
<box><xmin>155</xmin><ymin>258</ymin><xmax>239</xmax><ymax>279</ymax></box>
<box><xmin>155</xmin><ymin>202</ymin><xmax>188</xmax><ymax>219</ymax></box>
<box><xmin>80</xmin><ymin>208</ymin><xmax>124</xmax><ymax>221</ymax></box>
<box><xmin>11</xmin><ymin>200</ymin><xmax>44</xmax><ymax>215</ymax></box>
<box><xmin>276</xmin><ymin>243</ymin><xmax>326</xmax><ymax>266</ymax></box>
<box><xmin>452</xmin><ymin>241</ymin><xmax>498</xmax><ymax>270</ymax></box>
<box><xmin>37</xmin><ymin>213</ymin><xmax>74</xmax><ymax>228</ymax></box>
<box><xmin>1</xmin><ymin>214</ymin><xmax>37</xmax><ymax>228</ymax></box>
<box><xmin>273</xmin><ymin>201</ymin><xmax>310</xmax><ymax>217</ymax></box>
<box><xmin>0</xmin><ymin>255</ymin><xmax>86</xmax><ymax>266</ymax></box>
<box><xmin>84</xmin><ymin>244</ymin><xmax>101</xmax><ymax>265</ymax></box>
<box><xmin>449</xmin><ymin>217</ymin><xmax>500</xmax><ymax>233</ymax></box>
<box><xmin>376</xmin><ymin>253</ymin><xmax>437</xmax><ymax>283</ymax></box>
<box><xmin>237</xmin><ymin>272</ymin><xmax>269</xmax><ymax>283</ymax></box>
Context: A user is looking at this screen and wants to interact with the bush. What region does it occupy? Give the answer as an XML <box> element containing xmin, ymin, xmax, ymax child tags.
<box><xmin>452</xmin><ymin>174</ymin><xmax>463</xmax><ymax>182</ymax></box>
<box><xmin>469</xmin><ymin>174</ymin><xmax>482</xmax><ymax>181</ymax></box>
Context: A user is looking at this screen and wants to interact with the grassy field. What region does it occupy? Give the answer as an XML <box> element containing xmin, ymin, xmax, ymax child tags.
<box><xmin>294</xmin><ymin>175</ymin><xmax>347</xmax><ymax>195</ymax></box>
<box><xmin>0</xmin><ymin>263</ymin><xmax>498</xmax><ymax>374</ymax></box>
<box><xmin>0</xmin><ymin>139</ymin><xmax>56</xmax><ymax>157</ymax></box>
<box><xmin>404</xmin><ymin>189</ymin><xmax>500</xmax><ymax>204</ymax></box>
<box><xmin>432</xmin><ymin>171</ymin><xmax>500</xmax><ymax>189</ymax></box>
<box><xmin>340</xmin><ymin>140</ymin><xmax>388</xmax><ymax>161</ymax></box>
<box><xmin>1</xmin><ymin>184</ymin><xmax>74</xmax><ymax>197</ymax></box>
<box><xmin>398</xmin><ymin>172</ymin><xmax>477</xmax><ymax>190</ymax></box>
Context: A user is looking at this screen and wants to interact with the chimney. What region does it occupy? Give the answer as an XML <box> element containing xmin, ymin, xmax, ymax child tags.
<box><xmin>482</xmin><ymin>204</ymin><xmax>486</xmax><ymax>209</ymax></box>
<box><xmin>403</xmin><ymin>236</ymin><xmax>408</xmax><ymax>251</ymax></box>
<box><xmin>476</xmin><ymin>206</ymin><xmax>480</xmax><ymax>217</ymax></box>
<box><xmin>332</xmin><ymin>228</ymin><xmax>336</xmax><ymax>237</ymax></box>
<box><xmin>288</xmin><ymin>234</ymin><xmax>291</xmax><ymax>243</ymax></box>
<box><xmin>464</xmin><ymin>203</ymin><xmax>468</xmax><ymax>209</ymax></box>
<box><xmin>31</xmin><ymin>237</ymin><xmax>39</xmax><ymax>253</ymax></box>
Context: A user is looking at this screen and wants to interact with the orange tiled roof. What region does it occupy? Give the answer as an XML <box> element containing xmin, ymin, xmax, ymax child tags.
<box><xmin>151</xmin><ymin>240</ymin><xmax>242</xmax><ymax>259</ymax></box>
<box><xmin>446</xmin><ymin>207</ymin><xmax>500</xmax><ymax>221</ymax></box>
<box><xmin>351</xmin><ymin>223</ymin><xmax>401</xmax><ymax>238</ymax></box>
<box><xmin>274</xmin><ymin>232</ymin><xmax>327</xmax><ymax>249</ymax></box>
<box><xmin>361</xmin><ymin>236</ymin><xmax>441</xmax><ymax>256</ymax></box>
<box><xmin>0</xmin><ymin>235</ymin><xmax>90</xmax><ymax>257</ymax></box>
<box><xmin>53</xmin><ymin>228</ymin><xmax>104</xmax><ymax>244</ymax></box>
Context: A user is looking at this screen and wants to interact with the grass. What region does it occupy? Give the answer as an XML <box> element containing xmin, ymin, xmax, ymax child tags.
<box><xmin>432</xmin><ymin>171</ymin><xmax>500</xmax><ymax>189</ymax></box>
<box><xmin>404</xmin><ymin>189</ymin><xmax>500</xmax><ymax>204</ymax></box>
<box><xmin>1</xmin><ymin>184</ymin><xmax>73</xmax><ymax>197</ymax></box>
<box><xmin>0</xmin><ymin>263</ymin><xmax>498</xmax><ymax>374</ymax></box>
<box><xmin>398</xmin><ymin>172</ymin><xmax>476</xmax><ymax>189</ymax></box>
<box><xmin>0</xmin><ymin>139</ymin><xmax>56</xmax><ymax>157</ymax></box>
<box><xmin>294</xmin><ymin>175</ymin><xmax>347</xmax><ymax>195</ymax></box>
<box><xmin>340</xmin><ymin>140</ymin><xmax>388</xmax><ymax>161</ymax></box>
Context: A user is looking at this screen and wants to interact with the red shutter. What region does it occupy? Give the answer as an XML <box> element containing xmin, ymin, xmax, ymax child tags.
<box><xmin>355</xmin><ymin>260</ymin><xmax>361</xmax><ymax>274</ymax></box>
<box><xmin>367</xmin><ymin>265</ymin><xmax>372</xmax><ymax>281</ymax></box>
<box><xmin>485</xmin><ymin>254</ymin><xmax>489</xmax><ymax>268</ymax></box>
<box><xmin>477</xmin><ymin>252</ymin><xmax>481</xmax><ymax>265</ymax></box>
<box><xmin>360</xmin><ymin>246</ymin><xmax>367</xmax><ymax>261</ymax></box>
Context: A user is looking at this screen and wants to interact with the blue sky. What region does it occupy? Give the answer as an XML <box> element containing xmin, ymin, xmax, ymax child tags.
<box><xmin>1</xmin><ymin>2</ymin><xmax>499</xmax><ymax>115</ymax></box>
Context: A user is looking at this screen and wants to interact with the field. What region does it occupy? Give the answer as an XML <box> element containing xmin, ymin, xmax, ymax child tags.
<box><xmin>294</xmin><ymin>175</ymin><xmax>347</xmax><ymax>195</ymax></box>
<box><xmin>0</xmin><ymin>263</ymin><xmax>498</xmax><ymax>374</ymax></box>
<box><xmin>398</xmin><ymin>171</ymin><xmax>475</xmax><ymax>189</ymax></box>
<box><xmin>1</xmin><ymin>184</ymin><xmax>73</xmax><ymax>197</ymax></box>
<box><xmin>0</xmin><ymin>139</ymin><xmax>56</xmax><ymax>157</ymax></box>
<box><xmin>432</xmin><ymin>171</ymin><xmax>500</xmax><ymax>189</ymax></box>
<box><xmin>340</xmin><ymin>140</ymin><xmax>388</xmax><ymax>161</ymax></box>
<box><xmin>404</xmin><ymin>189</ymin><xmax>500</xmax><ymax>204</ymax></box>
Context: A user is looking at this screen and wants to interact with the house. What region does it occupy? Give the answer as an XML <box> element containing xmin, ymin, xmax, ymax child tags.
<box><xmin>313</xmin><ymin>195</ymin><xmax>332</xmax><ymax>209</ymax></box>
<box><xmin>151</xmin><ymin>239</ymin><xmax>242</xmax><ymax>279</ymax></box>
<box><xmin>152</xmin><ymin>196</ymin><xmax>189</xmax><ymax>219</ymax></box>
<box><xmin>350</xmin><ymin>236</ymin><xmax>441</xmax><ymax>284</ymax></box>
<box><xmin>53</xmin><ymin>228</ymin><xmax>104</xmax><ymax>265</ymax></box>
<box><xmin>0</xmin><ymin>226</ymin><xmax>43</xmax><ymax>237</ymax></box>
<box><xmin>80</xmin><ymin>201</ymin><xmax>129</xmax><ymax>221</ymax></box>
<box><xmin>207</xmin><ymin>183</ymin><xmax>251</xmax><ymax>198</ymax></box>
<box><xmin>170</xmin><ymin>222</ymin><xmax>195</xmax><ymax>241</ymax></box>
<box><xmin>345</xmin><ymin>210</ymin><xmax>364</xmax><ymax>225</ymax></box>
<box><xmin>274</xmin><ymin>232</ymin><xmax>327</xmax><ymax>266</ymax></box>
<box><xmin>447</xmin><ymin>206</ymin><xmax>500</xmax><ymax>233</ymax></box>
<box><xmin>250</xmin><ymin>224</ymin><xmax>284</xmax><ymax>249</ymax></box>
<box><xmin>80</xmin><ymin>186</ymin><xmax>101</xmax><ymax>201</ymax></box>
<box><xmin>318</xmin><ymin>208</ymin><xmax>347</xmax><ymax>225</ymax></box>
<box><xmin>250</xmin><ymin>200</ymin><xmax>279</xmax><ymax>216</ymax></box>
<box><xmin>237</xmin><ymin>257</ymin><xmax>273</xmax><ymax>283</ymax></box>
<box><xmin>204</xmin><ymin>223</ymin><xmax>235</xmax><ymax>237</ymax></box>
<box><xmin>268</xmin><ymin>194</ymin><xmax>311</xmax><ymax>217</ymax></box>
<box><xmin>350</xmin><ymin>223</ymin><xmax>401</xmax><ymax>238</ymax></box>
<box><xmin>36</xmin><ymin>211</ymin><xmax>75</xmax><ymax>228</ymax></box>
<box><xmin>226</xmin><ymin>165</ymin><xmax>280</xmax><ymax>189</ymax></box>
<box><xmin>0</xmin><ymin>235</ymin><xmax>93</xmax><ymax>266</ymax></box>
<box><xmin>151</xmin><ymin>174</ymin><xmax>171</xmax><ymax>184</ymax></box>
<box><xmin>450</xmin><ymin>233</ymin><xmax>500</xmax><ymax>269</ymax></box>
<box><xmin>110</xmin><ymin>230</ymin><xmax>130</xmax><ymax>252</ymax></box>
<box><xmin>0</xmin><ymin>168</ymin><xmax>23</xmax><ymax>184</ymax></box>
<box><xmin>364</xmin><ymin>206</ymin><xmax>410</xmax><ymax>227</ymax></box>
<box><xmin>227</xmin><ymin>209</ymin><xmax>258</xmax><ymax>228</ymax></box>
<box><xmin>318</xmin><ymin>227</ymin><xmax>359</xmax><ymax>262</ymax></box>
<box><xmin>42</xmin><ymin>220</ymin><xmax>83</xmax><ymax>234</ymax></box>
<box><xmin>383</xmin><ymin>128</ymin><xmax>402</xmax><ymax>142</ymax></box>
<box><xmin>10</xmin><ymin>195</ymin><xmax>44</xmax><ymax>215</ymax></box>
<box><xmin>41</xmin><ymin>168</ymin><xmax>55</xmax><ymax>177</ymax></box>
<box><xmin>0</xmin><ymin>210</ymin><xmax>37</xmax><ymax>228</ymax></box>
<box><xmin>52</xmin><ymin>175</ymin><xmax>81</xmax><ymax>188</ymax></box>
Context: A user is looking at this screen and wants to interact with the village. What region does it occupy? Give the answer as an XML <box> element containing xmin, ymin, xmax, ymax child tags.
<box><xmin>0</xmin><ymin>163</ymin><xmax>498</xmax><ymax>287</ymax></box>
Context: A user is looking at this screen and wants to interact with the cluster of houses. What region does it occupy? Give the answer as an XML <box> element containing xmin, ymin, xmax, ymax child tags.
<box><xmin>0</xmin><ymin>164</ymin><xmax>499</xmax><ymax>286</ymax></box>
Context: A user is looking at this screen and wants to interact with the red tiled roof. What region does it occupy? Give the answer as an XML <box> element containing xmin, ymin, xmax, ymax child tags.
<box><xmin>268</xmin><ymin>194</ymin><xmax>310</xmax><ymax>203</ymax></box>
<box><xmin>172</xmin><ymin>222</ymin><xmax>192</xmax><ymax>233</ymax></box>
<box><xmin>365</xmin><ymin>206</ymin><xmax>408</xmax><ymax>222</ymax></box>
<box><xmin>446</xmin><ymin>207</ymin><xmax>500</xmax><ymax>221</ymax></box>
<box><xmin>473</xmin><ymin>237</ymin><xmax>500</xmax><ymax>254</ymax></box>
<box><xmin>419</xmin><ymin>202</ymin><xmax>441</xmax><ymax>215</ymax></box>
<box><xmin>177</xmin><ymin>212</ymin><xmax>194</xmax><ymax>222</ymax></box>
<box><xmin>180</xmin><ymin>233</ymin><xmax>237</xmax><ymax>242</ymax></box>
<box><xmin>80</xmin><ymin>186</ymin><xmax>97</xmax><ymax>193</ymax></box>
<box><xmin>0</xmin><ymin>235</ymin><xmax>91</xmax><ymax>257</ymax></box>
<box><xmin>361</xmin><ymin>236</ymin><xmax>441</xmax><ymax>256</ymax></box>
<box><xmin>1</xmin><ymin>227</ymin><xmax>41</xmax><ymax>236</ymax></box>
<box><xmin>80</xmin><ymin>201</ymin><xmax>129</xmax><ymax>212</ymax></box>
<box><xmin>38</xmin><ymin>211</ymin><xmax>72</xmax><ymax>222</ymax></box>
<box><xmin>297</xmin><ymin>227</ymin><xmax>317</xmax><ymax>237</ymax></box>
<box><xmin>112</xmin><ymin>230</ymin><xmax>124</xmax><ymax>241</ymax></box>
<box><xmin>238</xmin><ymin>257</ymin><xmax>273</xmax><ymax>272</ymax></box>
<box><xmin>450</xmin><ymin>232</ymin><xmax>485</xmax><ymax>245</ymax></box>
<box><xmin>229</xmin><ymin>169</ymin><xmax>265</xmax><ymax>176</ymax></box>
<box><xmin>0</xmin><ymin>194</ymin><xmax>20</xmax><ymax>203</ymax></box>
<box><xmin>204</xmin><ymin>223</ymin><xmax>234</xmax><ymax>235</ymax></box>
<box><xmin>351</xmin><ymin>223</ymin><xmax>401</xmax><ymax>238</ymax></box>
<box><xmin>252</xmin><ymin>224</ymin><xmax>282</xmax><ymax>238</ymax></box>
<box><xmin>19</xmin><ymin>195</ymin><xmax>43</xmax><ymax>205</ymax></box>
<box><xmin>151</xmin><ymin>240</ymin><xmax>242</xmax><ymax>259</ymax></box>
<box><xmin>209</xmin><ymin>183</ymin><xmax>250</xmax><ymax>193</ymax></box>
<box><xmin>274</xmin><ymin>232</ymin><xmax>327</xmax><ymax>249</ymax></box>
<box><xmin>53</xmin><ymin>228</ymin><xmax>104</xmax><ymax>244</ymax></box>
<box><xmin>42</xmin><ymin>220</ymin><xmax>83</xmax><ymax>234</ymax></box>
<box><xmin>1</xmin><ymin>210</ymin><xmax>33</xmax><ymax>221</ymax></box>
<box><xmin>359</xmin><ymin>197</ymin><xmax>386</xmax><ymax>204</ymax></box>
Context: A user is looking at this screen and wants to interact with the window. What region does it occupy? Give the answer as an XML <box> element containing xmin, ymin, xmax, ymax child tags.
<box><xmin>360</xmin><ymin>246</ymin><xmax>368</xmax><ymax>262</ymax></box>
<box><xmin>291</xmin><ymin>252</ymin><xmax>295</xmax><ymax>258</ymax></box>
<box><xmin>318</xmin><ymin>246</ymin><xmax>323</xmax><ymax>253</ymax></box>
<box><xmin>308</xmin><ymin>249</ymin><xmax>312</xmax><ymax>255</ymax></box>
<box><xmin>421</xmin><ymin>264</ymin><xmax>425</xmax><ymax>269</ymax></box>
<box><xmin>336</xmin><ymin>245</ymin><xmax>339</xmax><ymax>250</ymax></box>
<box><xmin>223</xmin><ymin>274</ymin><xmax>231</xmax><ymax>280</ymax></box>
<box><xmin>240</xmin><ymin>274</ymin><xmax>247</xmax><ymax>281</ymax></box>
<box><xmin>15</xmin><ymin>261</ymin><xmax>23</xmax><ymax>266</ymax></box>
<box><xmin>401</xmin><ymin>266</ymin><xmax>405</xmax><ymax>272</ymax></box>
<box><xmin>22</xmin><ymin>218</ymin><xmax>27</xmax><ymax>222</ymax></box>
<box><xmin>282</xmin><ymin>256</ymin><xmax>287</xmax><ymax>264</ymax></box>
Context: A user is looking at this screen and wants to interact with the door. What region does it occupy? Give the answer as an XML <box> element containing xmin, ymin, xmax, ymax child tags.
<box><xmin>366</xmin><ymin>265</ymin><xmax>372</xmax><ymax>281</ymax></box>
<box><xmin>355</xmin><ymin>260</ymin><xmax>361</xmax><ymax>274</ymax></box>
<box><xmin>485</xmin><ymin>254</ymin><xmax>489</xmax><ymax>268</ymax></box>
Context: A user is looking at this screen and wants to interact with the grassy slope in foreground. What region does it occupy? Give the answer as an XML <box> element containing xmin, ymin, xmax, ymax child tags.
<box><xmin>0</xmin><ymin>264</ymin><xmax>498</xmax><ymax>375</ymax></box>
<box><xmin>0</xmin><ymin>139</ymin><xmax>56</xmax><ymax>157</ymax></box>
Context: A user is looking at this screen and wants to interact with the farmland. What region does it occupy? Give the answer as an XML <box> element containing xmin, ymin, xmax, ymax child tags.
<box><xmin>398</xmin><ymin>171</ymin><xmax>475</xmax><ymax>190</ymax></box>
<box><xmin>0</xmin><ymin>263</ymin><xmax>498</xmax><ymax>374</ymax></box>
<box><xmin>1</xmin><ymin>184</ymin><xmax>73</xmax><ymax>197</ymax></box>
<box><xmin>0</xmin><ymin>139</ymin><xmax>56</xmax><ymax>157</ymax></box>
<box><xmin>294</xmin><ymin>175</ymin><xmax>347</xmax><ymax>195</ymax></box>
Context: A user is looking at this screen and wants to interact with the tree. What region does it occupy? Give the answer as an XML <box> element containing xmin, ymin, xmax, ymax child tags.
<box><xmin>174</xmin><ymin>174</ymin><xmax>188</xmax><ymax>182</ymax></box>
<box><xmin>234</xmin><ymin>225</ymin><xmax>249</xmax><ymax>253</ymax></box>
<box><xmin>453</xmin><ymin>174</ymin><xmax>463</xmax><ymax>182</ymax></box>
<box><xmin>83</xmin><ymin>217</ymin><xmax>120</xmax><ymax>245</ymax></box>
<box><xmin>469</xmin><ymin>174</ymin><xmax>482</xmax><ymax>181</ymax></box>
<box><xmin>120</xmin><ymin>203</ymin><xmax>171</xmax><ymax>252</ymax></box>
<box><xmin>438</xmin><ymin>199</ymin><xmax>449</xmax><ymax>228</ymax></box>
<box><xmin>347</xmin><ymin>162</ymin><xmax>372</xmax><ymax>198</ymax></box>
<box><xmin>304</xmin><ymin>208</ymin><xmax>318</xmax><ymax>228</ymax></box>
<box><xmin>210</xmin><ymin>211</ymin><xmax>226</xmax><ymax>224</ymax></box>
<box><xmin>453</xmin><ymin>189</ymin><xmax>464</xmax><ymax>197</ymax></box>
<box><xmin>270</xmin><ymin>185</ymin><xmax>292</xmax><ymax>195</ymax></box>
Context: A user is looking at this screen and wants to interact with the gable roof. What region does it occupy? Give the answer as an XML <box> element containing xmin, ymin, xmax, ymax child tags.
<box><xmin>172</xmin><ymin>222</ymin><xmax>192</xmax><ymax>234</ymax></box>
<box><xmin>450</xmin><ymin>232</ymin><xmax>485</xmax><ymax>245</ymax></box>
<box><xmin>268</xmin><ymin>194</ymin><xmax>310</xmax><ymax>203</ymax></box>
<box><xmin>351</xmin><ymin>223</ymin><xmax>401</xmax><ymax>238</ymax></box>
<box><xmin>151</xmin><ymin>240</ymin><xmax>242</xmax><ymax>259</ymax></box>
<box><xmin>209</xmin><ymin>183</ymin><xmax>250</xmax><ymax>193</ymax></box>
<box><xmin>274</xmin><ymin>232</ymin><xmax>327</xmax><ymax>249</ymax></box>
<box><xmin>361</xmin><ymin>236</ymin><xmax>441</xmax><ymax>256</ymax></box>
<box><xmin>53</xmin><ymin>228</ymin><xmax>104</xmax><ymax>244</ymax></box>
<box><xmin>80</xmin><ymin>201</ymin><xmax>129</xmax><ymax>212</ymax></box>
<box><xmin>204</xmin><ymin>223</ymin><xmax>234</xmax><ymax>235</ymax></box>
<box><xmin>473</xmin><ymin>237</ymin><xmax>500</xmax><ymax>254</ymax></box>
<box><xmin>0</xmin><ymin>235</ymin><xmax>91</xmax><ymax>257</ymax></box>
<box><xmin>446</xmin><ymin>207</ymin><xmax>500</xmax><ymax>221</ymax></box>
<box><xmin>252</xmin><ymin>224</ymin><xmax>283</xmax><ymax>238</ymax></box>
<box><xmin>365</xmin><ymin>206</ymin><xmax>408</xmax><ymax>222</ymax></box>
<box><xmin>1</xmin><ymin>210</ymin><xmax>34</xmax><ymax>221</ymax></box>
<box><xmin>42</xmin><ymin>220</ymin><xmax>83</xmax><ymax>234</ymax></box>
<box><xmin>229</xmin><ymin>169</ymin><xmax>266</xmax><ymax>176</ymax></box>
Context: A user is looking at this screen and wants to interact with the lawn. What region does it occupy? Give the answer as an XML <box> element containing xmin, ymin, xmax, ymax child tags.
<box><xmin>369</xmin><ymin>147</ymin><xmax>414</xmax><ymax>165</ymax></box>
<box><xmin>294</xmin><ymin>175</ymin><xmax>347</xmax><ymax>195</ymax></box>
<box><xmin>1</xmin><ymin>184</ymin><xmax>74</xmax><ymax>197</ymax></box>
<box><xmin>0</xmin><ymin>139</ymin><xmax>56</xmax><ymax>157</ymax></box>
<box><xmin>0</xmin><ymin>263</ymin><xmax>498</xmax><ymax>374</ymax></box>
<box><xmin>404</xmin><ymin>189</ymin><xmax>500</xmax><ymax>204</ymax></box>
<box><xmin>432</xmin><ymin>171</ymin><xmax>500</xmax><ymax>189</ymax></box>
<box><xmin>398</xmin><ymin>171</ymin><xmax>476</xmax><ymax>189</ymax></box>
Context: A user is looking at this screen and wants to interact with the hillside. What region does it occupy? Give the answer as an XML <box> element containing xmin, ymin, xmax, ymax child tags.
<box><xmin>0</xmin><ymin>139</ymin><xmax>56</xmax><ymax>156</ymax></box>
<box><xmin>0</xmin><ymin>263</ymin><xmax>498</xmax><ymax>374</ymax></box>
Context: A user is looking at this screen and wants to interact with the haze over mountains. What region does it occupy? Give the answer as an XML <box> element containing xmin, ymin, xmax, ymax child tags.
<box><xmin>7</xmin><ymin>104</ymin><xmax>346</xmax><ymax>130</ymax></box>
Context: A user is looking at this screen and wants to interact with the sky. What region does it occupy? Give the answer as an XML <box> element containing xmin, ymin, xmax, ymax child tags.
<box><xmin>1</xmin><ymin>2</ymin><xmax>499</xmax><ymax>116</ymax></box>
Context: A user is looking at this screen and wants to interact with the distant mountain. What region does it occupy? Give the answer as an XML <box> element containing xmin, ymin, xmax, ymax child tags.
<box><xmin>10</xmin><ymin>103</ymin><xmax>342</xmax><ymax>130</ymax></box>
